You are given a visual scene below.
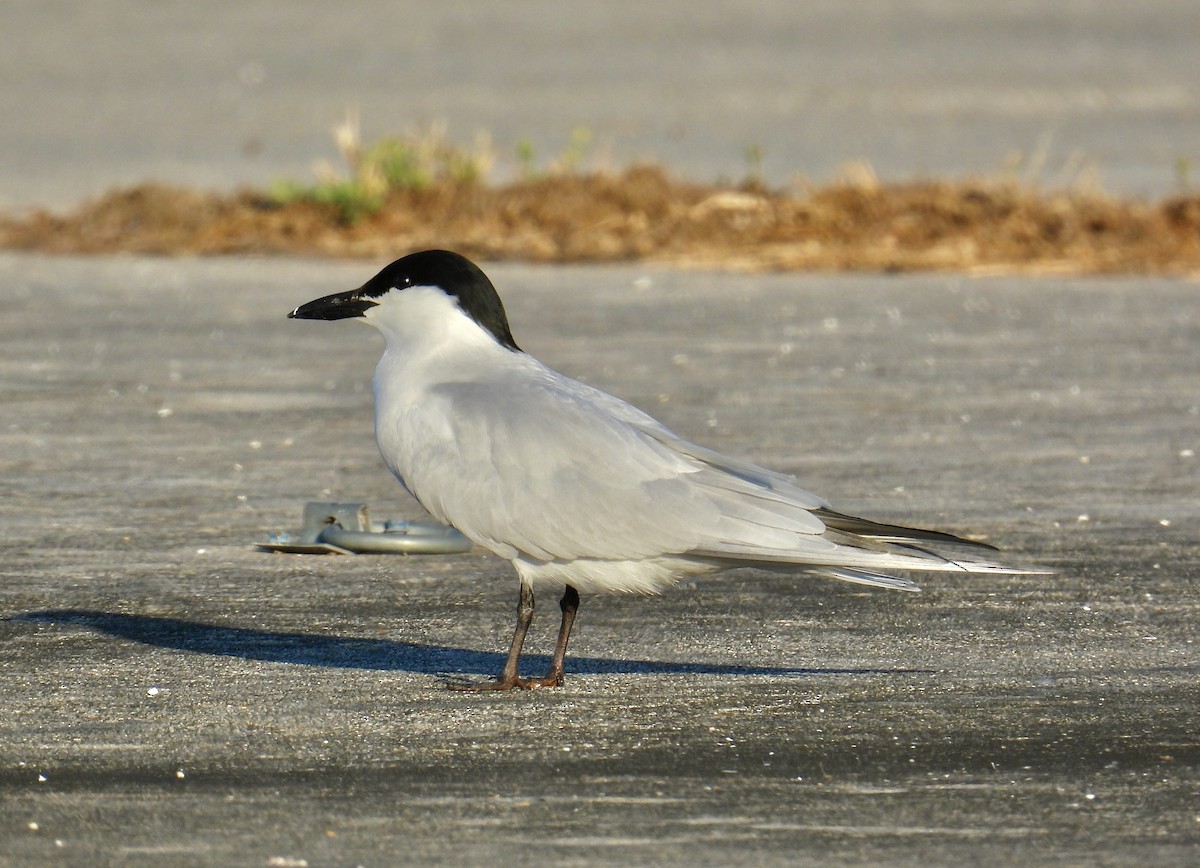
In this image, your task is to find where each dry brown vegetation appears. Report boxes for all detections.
[3,165,1199,275]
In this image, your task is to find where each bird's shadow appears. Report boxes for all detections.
[7,609,928,680]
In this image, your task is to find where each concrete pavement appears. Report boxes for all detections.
[3,1,1200,209]
[2,2,1199,862]
[0,253,1196,865]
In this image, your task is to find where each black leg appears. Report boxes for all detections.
[540,584,580,687]
[450,583,536,691]
[499,582,536,683]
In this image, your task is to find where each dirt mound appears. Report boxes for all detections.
[3,166,1198,275]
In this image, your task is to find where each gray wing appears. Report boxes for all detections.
[398,362,835,563]
[397,360,1028,582]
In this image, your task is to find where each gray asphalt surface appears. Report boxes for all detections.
[3,1,1199,208]
[2,2,1199,865]
[1,253,1197,865]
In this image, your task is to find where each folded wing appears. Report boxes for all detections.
[401,359,1027,587]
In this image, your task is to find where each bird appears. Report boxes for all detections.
[289,249,1034,690]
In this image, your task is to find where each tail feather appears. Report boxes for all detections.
[808,566,922,592]
[703,541,1032,575]
[693,507,1051,590]
[813,508,999,551]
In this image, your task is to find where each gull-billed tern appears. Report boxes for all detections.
[290,249,1034,690]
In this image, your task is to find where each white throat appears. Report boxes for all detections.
[362,285,503,356]
[365,284,524,431]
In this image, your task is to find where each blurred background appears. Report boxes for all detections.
[3,0,1198,209]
